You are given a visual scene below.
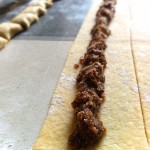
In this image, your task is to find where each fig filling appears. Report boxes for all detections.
[69,0,116,149]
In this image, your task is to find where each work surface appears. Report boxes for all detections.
[0,0,150,150]
[0,0,93,149]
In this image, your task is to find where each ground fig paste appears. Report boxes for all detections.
[69,0,117,149]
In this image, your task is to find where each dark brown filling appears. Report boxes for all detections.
[69,0,116,149]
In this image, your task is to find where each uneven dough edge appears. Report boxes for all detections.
[33,0,149,149]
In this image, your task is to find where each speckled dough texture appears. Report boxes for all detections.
[33,0,150,149]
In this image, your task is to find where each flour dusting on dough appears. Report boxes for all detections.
[60,73,76,82]
[48,94,64,115]
[60,73,76,88]
[132,85,138,93]
[120,67,126,77]
[48,73,75,115]
[144,95,150,102]
[108,49,118,55]
[48,106,56,115]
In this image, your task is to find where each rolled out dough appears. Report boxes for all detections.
[12,13,39,29]
[0,22,23,40]
[33,0,149,149]
[130,0,150,144]
[0,37,8,49]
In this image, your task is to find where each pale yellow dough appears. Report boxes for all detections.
[22,5,47,16]
[130,0,150,144]
[33,0,149,149]
[0,22,23,40]
[12,13,39,29]
[0,37,8,49]
[29,0,53,8]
